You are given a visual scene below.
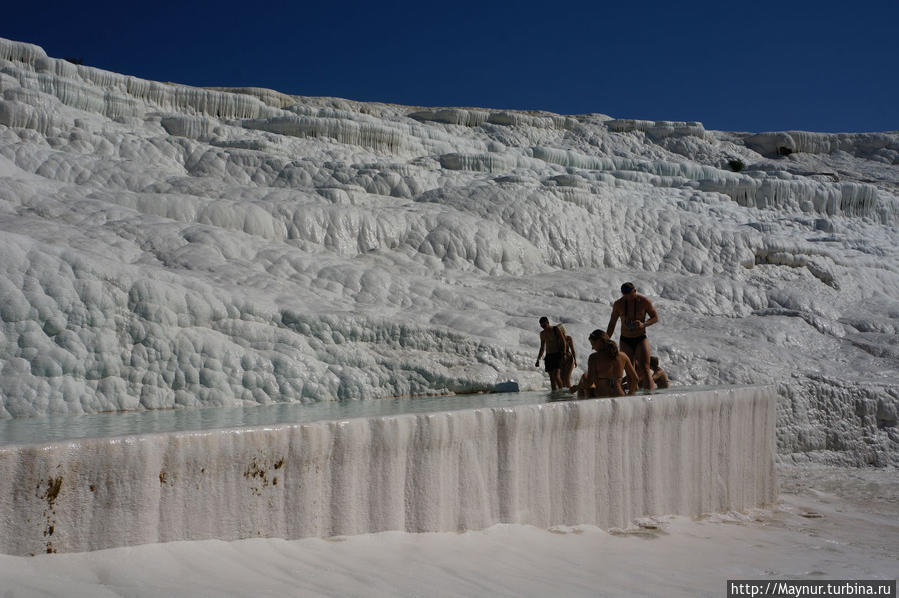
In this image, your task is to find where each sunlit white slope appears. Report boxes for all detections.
[0,37,896,464]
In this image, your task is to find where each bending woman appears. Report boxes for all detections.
[571,330,639,398]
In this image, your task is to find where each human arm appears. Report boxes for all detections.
[642,298,659,329]
[568,337,577,367]
[585,353,601,390]
[628,297,658,333]
[535,333,546,367]
[606,303,620,337]
[568,374,587,394]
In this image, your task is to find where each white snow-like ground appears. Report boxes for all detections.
[0,465,895,597]
[0,37,897,466]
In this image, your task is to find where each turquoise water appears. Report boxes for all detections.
[0,391,548,446]
[0,385,731,447]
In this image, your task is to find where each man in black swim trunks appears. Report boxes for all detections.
[535,316,567,390]
[606,282,659,390]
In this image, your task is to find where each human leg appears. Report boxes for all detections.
[549,368,562,390]
[544,352,563,390]
[634,337,654,390]
[619,336,638,366]
[561,357,574,387]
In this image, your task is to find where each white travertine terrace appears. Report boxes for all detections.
[0,37,896,466]
[0,387,776,556]
[744,130,899,158]
[606,119,706,139]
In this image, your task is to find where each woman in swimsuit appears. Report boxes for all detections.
[560,335,577,387]
[570,330,639,398]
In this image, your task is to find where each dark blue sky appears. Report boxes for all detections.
[4,0,897,132]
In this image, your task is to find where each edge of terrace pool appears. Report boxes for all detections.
[0,385,778,555]
[0,384,772,448]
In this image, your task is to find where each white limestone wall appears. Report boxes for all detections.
[0,386,776,556]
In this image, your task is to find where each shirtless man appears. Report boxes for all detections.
[606,282,659,390]
[535,316,567,390]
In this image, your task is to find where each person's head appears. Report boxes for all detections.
[620,282,636,296]
[588,329,618,359]
[649,355,659,370]
[539,316,549,329]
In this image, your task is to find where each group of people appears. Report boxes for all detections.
[535,282,669,398]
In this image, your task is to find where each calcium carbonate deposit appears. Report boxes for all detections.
[0,387,776,556]
[0,37,896,465]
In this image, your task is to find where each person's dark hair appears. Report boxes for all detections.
[650,355,659,369]
[620,282,636,294]
[539,316,549,324]
[589,329,618,360]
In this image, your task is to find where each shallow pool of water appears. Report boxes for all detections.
[0,385,738,446]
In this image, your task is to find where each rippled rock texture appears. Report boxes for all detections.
[0,38,896,465]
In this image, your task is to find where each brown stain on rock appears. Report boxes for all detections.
[244,456,285,496]
[244,457,265,480]
[42,477,63,505]
[37,477,63,554]
[244,457,268,496]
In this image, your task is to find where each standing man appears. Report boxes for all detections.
[606,282,659,390]
[535,316,567,390]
